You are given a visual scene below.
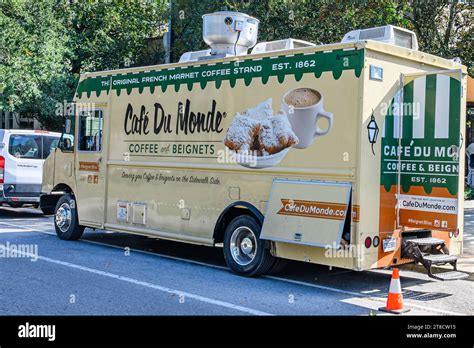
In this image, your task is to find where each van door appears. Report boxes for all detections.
[75,108,106,226]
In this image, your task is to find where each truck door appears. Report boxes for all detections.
[383,70,463,231]
[75,107,106,227]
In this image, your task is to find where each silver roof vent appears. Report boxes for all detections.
[202,11,259,57]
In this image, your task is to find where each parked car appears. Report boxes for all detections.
[0,129,61,214]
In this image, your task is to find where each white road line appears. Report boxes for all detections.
[265,276,464,316]
[1,221,230,271]
[0,221,467,316]
[2,245,272,316]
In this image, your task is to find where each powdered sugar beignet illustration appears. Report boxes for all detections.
[224,99,298,168]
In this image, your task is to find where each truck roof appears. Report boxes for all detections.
[79,40,466,80]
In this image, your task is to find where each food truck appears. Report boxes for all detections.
[41,12,468,280]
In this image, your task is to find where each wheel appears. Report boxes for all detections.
[54,194,84,240]
[223,215,274,277]
[268,258,288,275]
[8,202,23,208]
[41,207,55,215]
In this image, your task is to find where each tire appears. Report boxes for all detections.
[223,215,274,277]
[268,258,288,275]
[41,207,55,215]
[8,202,23,208]
[53,194,84,240]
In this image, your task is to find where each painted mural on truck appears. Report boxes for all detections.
[379,73,462,234]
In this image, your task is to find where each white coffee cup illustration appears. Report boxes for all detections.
[281,88,333,149]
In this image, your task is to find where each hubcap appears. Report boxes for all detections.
[230,226,257,266]
[55,202,72,233]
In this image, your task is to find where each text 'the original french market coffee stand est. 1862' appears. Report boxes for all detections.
[41,12,468,280]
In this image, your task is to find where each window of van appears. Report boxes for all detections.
[78,109,103,152]
[8,134,60,159]
[9,134,42,159]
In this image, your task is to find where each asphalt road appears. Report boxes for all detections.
[0,206,473,315]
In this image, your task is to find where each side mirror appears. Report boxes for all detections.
[59,136,72,152]
[65,119,72,134]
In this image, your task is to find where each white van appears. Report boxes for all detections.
[0,129,61,213]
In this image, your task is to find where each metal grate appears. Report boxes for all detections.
[359,27,386,40]
[402,290,452,301]
[394,28,413,49]
[423,254,457,263]
[406,237,445,246]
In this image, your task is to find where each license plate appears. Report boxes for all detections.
[382,237,397,252]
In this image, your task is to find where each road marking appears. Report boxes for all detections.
[2,244,272,316]
[265,275,464,316]
[0,221,230,270]
[0,220,467,316]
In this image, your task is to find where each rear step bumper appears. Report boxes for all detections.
[402,233,468,281]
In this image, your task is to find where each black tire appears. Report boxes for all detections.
[41,207,55,215]
[223,215,274,277]
[54,194,84,240]
[268,258,288,275]
[8,202,23,208]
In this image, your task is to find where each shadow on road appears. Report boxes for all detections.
[0,206,45,219]
[0,205,455,301]
[82,229,441,298]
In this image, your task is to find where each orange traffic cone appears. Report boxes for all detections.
[379,268,410,314]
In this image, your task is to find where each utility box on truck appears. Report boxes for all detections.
[41,12,468,280]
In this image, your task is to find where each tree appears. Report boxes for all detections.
[57,0,169,74]
[0,0,472,131]
[170,0,472,75]
[0,0,70,130]
[0,0,169,131]
[408,0,473,76]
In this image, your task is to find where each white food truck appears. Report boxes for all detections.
[41,12,468,280]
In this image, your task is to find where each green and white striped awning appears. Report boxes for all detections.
[383,70,462,141]
[380,69,462,195]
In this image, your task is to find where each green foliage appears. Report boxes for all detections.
[0,0,472,131]
[170,0,472,74]
[57,0,168,74]
[0,0,69,130]
[0,0,168,131]
[465,184,474,200]
[408,0,473,77]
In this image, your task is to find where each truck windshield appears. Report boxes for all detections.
[43,136,60,158]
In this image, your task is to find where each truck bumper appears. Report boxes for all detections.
[0,183,41,205]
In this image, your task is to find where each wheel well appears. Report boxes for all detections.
[213,202,264,244]
[52,184,74,195]
[40,184,74,211]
